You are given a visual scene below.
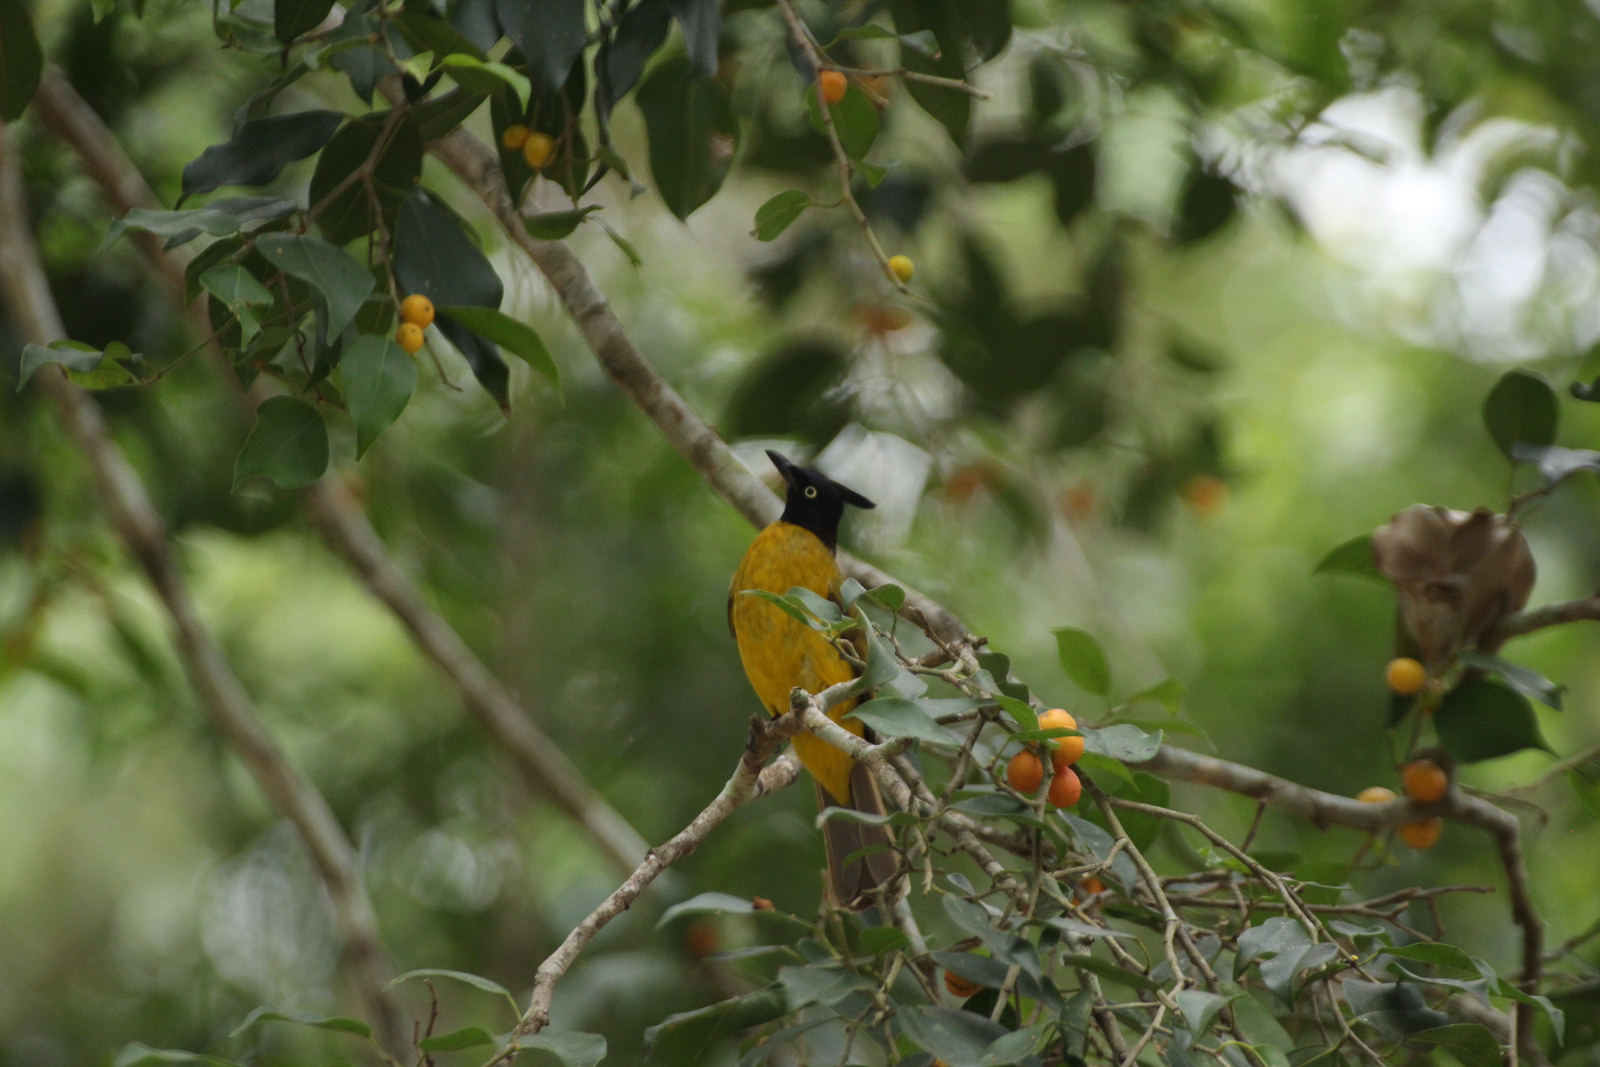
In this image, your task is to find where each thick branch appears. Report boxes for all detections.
[1492,595,1600,642]
[0,125,407,1058]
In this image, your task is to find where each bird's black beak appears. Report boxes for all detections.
[765,449,798,488]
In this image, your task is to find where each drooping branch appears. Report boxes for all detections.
[31,67,655,879]
[0,124,408,1059]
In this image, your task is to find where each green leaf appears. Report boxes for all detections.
[1457,650,1564,709]
[1176,989,1235,1039]
[860,926,912,955]
[254,234,374,339]
[308,113,422,246]
[1408,1024,1503,1067]
[1059,953,1161,991]
[386,967,514,1000]
[410,87,487,142]
[657,892,758,928]
[417,1026,496,1052]
[504,1030,607,1067]
[233,397,329,491]
[1053,627,1110,695]
[888,0,972,143]
[643,987,788,1060]
[523,206,602,241]
[1435,676,1552,763]
[1313,533,1382,581]
[436,305,559,389]
[439,54,531,110]
[18,341,139,391]
[830,24,940,57]
[666,0,721,77]
[778,964,876,1010]
[846,698,958,745]
[112,1046,245,1067]
[1082,724,1162,763]
[637,54,738,220]
[496,0,586,91]
[393,189,504,309]
[594,217,643,267]
[897,1005,1012,1067]
[807,84,879,160]
[0,0,43,121]
[1510,442,1600,487]
[229,1006,372,1039]
[181,110,343,199]
[341,335,416,457]
[752,190,812,241]
[105,198,298,250]
[1121,677,1185,712]
[199,266,273,346]
[275,0,333,42]
[1483,369,1558,459]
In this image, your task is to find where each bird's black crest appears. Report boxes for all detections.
[766,450,875,551]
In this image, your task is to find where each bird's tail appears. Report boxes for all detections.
[817,760,899,910]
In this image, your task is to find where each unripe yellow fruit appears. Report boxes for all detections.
[888,254,914,283]
[1398,817,1442,849]
[1037,708,1083,769]
[1356,786,1396,804]
[501,124,531,150]
[399,294,435,328]
[1386,657,1427,695]
[396,322,425,354]
[523,131,556,169]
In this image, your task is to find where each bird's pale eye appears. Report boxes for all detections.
[804,486,818,499]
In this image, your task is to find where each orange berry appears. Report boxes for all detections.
[818,70,848,105]
[1386,657,1427,696]
[1401,759,1448,803]
[398,293,435,328]
[1006,749,1044,795]
[523,131,556,169]
[1037,708,1083,769]
[1081,875,1105,896]
[1398,817,1442,849]
[1048,766,1083,808]
[683,920,718,959]
[943,969,981,998]
[751,896,774,910]
[1356,786,1397,804]
[501,123,531,150]
[888,254,915,283]
[395,322,425,354]
[1181,474,1228,515]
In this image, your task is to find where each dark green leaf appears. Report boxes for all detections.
[1457,650,1563,709]
[1408,1024,1502,1067]
[410,88,487,142]
[807,84,879,160]
[1313,533,1382,581]
[657,892,759,927]
[393,189,504,309]
[341,335,416,457]
[385,968,514,1000]
[1121,677,1184,712]
[112,1046,244,1067]
[105,198,298,249]
[643,987,787,1059]
[200,266,273,345]
[600,0,671,110]
[325,12,386,103]
[308,113,423,246]
[390,9,486,61]
[229,1006,372,1039]
[1435,676,1552,762]
[436,305,559,389]
[1053,627,1110,695]
[233,397,329,491]
[860,926,912,955]
[1174,168,1237,243]
[524,206,602,240]
[666,0,720,77]
[181,111,343,199]
[255,234,374,339]
[889,0,972,143]
[778,964,875,1010]
[721,338,850,443]
[637,54,738,220]
[1175,989,1234,1039]
[434,316,511,412]
[18,341,139,391]
[439,55,531,110]
[1483,369,1558,458]
[275,0,333,42]
[496,0,585,91]
[753,190,812,241]
[504,1030,607,1067]
[417,1027,496,1052]
[1510,442,1600,487]
[845,698,958,745]
[1059,953,1160,990]
[0,0,42,121]
[897,1005,1011,1067]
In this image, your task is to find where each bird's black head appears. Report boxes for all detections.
[767,449,875,552]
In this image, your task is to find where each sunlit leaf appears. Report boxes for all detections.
[1053,627,1110,695]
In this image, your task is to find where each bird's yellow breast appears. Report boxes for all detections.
[729,521,864,803]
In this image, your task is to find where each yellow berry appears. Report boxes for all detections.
[395,322,425,354]
[1037,708,1083,769]
[1386,657,1427,695]
[887,254,914,283]
[1398,817,1442,849]
[1356,786,1397,804]
[501,123,531,150]
[523,131,555,169]
[818,70,848,105]
[398,293,435,328]
[1402,759,1449,803]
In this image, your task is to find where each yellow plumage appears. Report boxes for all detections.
[728,520,864,804]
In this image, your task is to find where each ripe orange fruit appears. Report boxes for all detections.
[683,920,718,959]
[1402,759,1448,803]
[1081,875,1105,896]
[818,70,848,105]
[398,293,435,329]
[1006,749,1044,795]
[1356,786,1397,804]
[1181,474,1228,515]
[888,254,915,283]
[1398,817,1442,849]
[1047,766,1083,808]
[501,123,531,150]
[395,322,425,354]
[943,969,981,998]
[1037,708,1083,769]
[523,131,556,169]
[1385,657,1427,696]
[751,896,774,910]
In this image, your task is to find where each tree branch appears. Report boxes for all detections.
[0,124,408,1059]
